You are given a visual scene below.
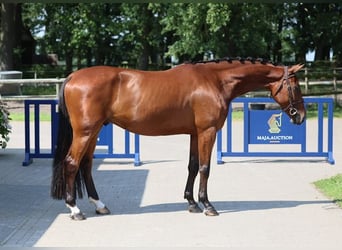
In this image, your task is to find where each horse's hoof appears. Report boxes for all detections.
[204,207,219,216]
[188,204,203,213]
[70,212,86,220]
[96,206,111,215]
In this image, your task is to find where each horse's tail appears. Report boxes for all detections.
[51,77,85,200]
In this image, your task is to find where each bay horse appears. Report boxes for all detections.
[51,57,305,220]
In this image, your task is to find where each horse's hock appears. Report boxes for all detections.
[0,71,22,95]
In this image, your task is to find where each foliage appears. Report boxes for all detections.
[0,99,11,149]
[2,3,341,73]
[161,3,231,60]
[119,3,165,69]
[21,85,56,95]
[314,174,342,208]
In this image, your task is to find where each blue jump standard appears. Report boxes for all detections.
[22,99,140,166]
[217,97,335,165]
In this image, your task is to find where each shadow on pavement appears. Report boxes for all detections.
[0,148,338,246]
[101,199,335,216]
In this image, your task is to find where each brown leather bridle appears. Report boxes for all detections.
[273,66,303,117]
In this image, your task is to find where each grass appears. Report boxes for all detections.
[314,174,342,208]
[7,108,244,121]
[229,103,342,121]
[305,102,342,119]
[7,104,342,122]
[9,112,51,122]
[21,85,56,96]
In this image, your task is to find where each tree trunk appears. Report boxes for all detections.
[0,3,16,70]
[86,48,92,67]
[65,49,73,75]
[273,16,283,62]
[334,51,342,66]
[137,43,150,70]
[315,44,331,61]
[295,53,306,63]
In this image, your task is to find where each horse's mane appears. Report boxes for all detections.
[186,57,281,66]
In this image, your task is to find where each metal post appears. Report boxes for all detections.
[134,133,141,166]
[34,103,40,155]
[23,100,32,166]
[243,100,249,153]
[304,67,309,94]
[327,99,335,164]
[317,102,323,153]
[216,130,223,164]
[333,68,337,91]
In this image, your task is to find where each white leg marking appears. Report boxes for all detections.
[66,204,81,215]
[89,197,105,209]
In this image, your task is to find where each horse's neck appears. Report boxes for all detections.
[218,64,283,99]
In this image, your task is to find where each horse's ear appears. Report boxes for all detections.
[289,64,305,73]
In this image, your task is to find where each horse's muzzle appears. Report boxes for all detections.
[290,111,305,125]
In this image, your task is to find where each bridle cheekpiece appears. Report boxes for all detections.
[273,66,303,118]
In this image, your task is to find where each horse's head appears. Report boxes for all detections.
[270,64,306,125]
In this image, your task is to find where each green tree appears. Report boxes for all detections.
[119,3,166,69]
[14,2,342,72]
[311,4,336,61]
[67,3,122,67]
[330,4,342,65]
[283,3,313,62]
[27,4,77,74]
[161,3,286,61]
[161,3,231,61]
[0,3,19,70]
[221,3,277,59]
[23,3,123,72]
[284,3,342,64]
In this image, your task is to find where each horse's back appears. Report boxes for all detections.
[63,65,225,136]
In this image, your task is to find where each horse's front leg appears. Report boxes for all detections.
[184,134,202,213]
[197,127,219,216]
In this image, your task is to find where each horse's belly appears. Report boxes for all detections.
[112,110,195,136]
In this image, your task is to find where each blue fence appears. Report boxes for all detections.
[22,97,334,167]
[22,99,140,166]
[216,97,335,165]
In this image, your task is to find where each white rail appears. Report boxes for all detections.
[0,78,65,84]
[0,78,65,98]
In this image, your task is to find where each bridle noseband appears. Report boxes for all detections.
[273,66,303,117]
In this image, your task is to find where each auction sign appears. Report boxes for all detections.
[249,110,306,144]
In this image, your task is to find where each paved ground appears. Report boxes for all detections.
[0,119,342,248]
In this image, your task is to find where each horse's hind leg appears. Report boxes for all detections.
[184,134,202,213]
[64,131,98,220]
[64,143,86,220]
[80,138,110,215]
